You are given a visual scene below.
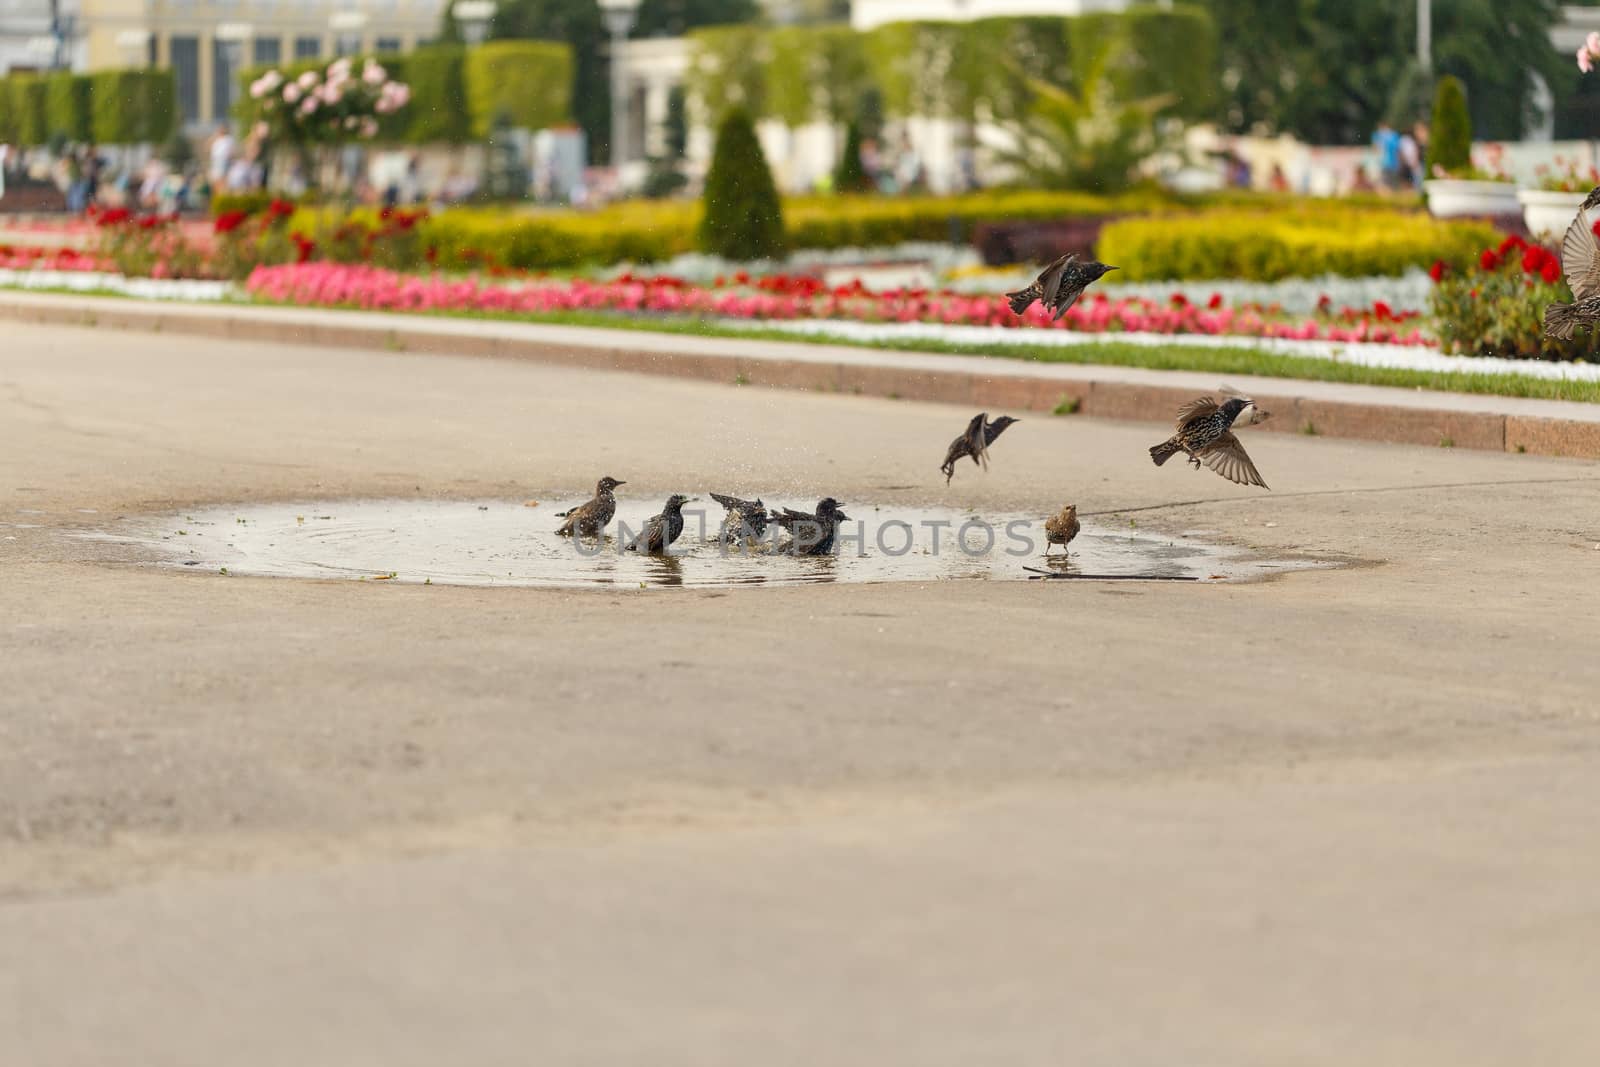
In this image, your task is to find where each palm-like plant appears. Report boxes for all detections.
[989,42,1176,191]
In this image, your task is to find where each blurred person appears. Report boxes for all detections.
[1268,162,1290,193]
[1410,122,1430,188]
[1372,120,1401,190]
[208,124,235,185]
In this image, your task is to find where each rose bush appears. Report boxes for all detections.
[1430,233,1600,360]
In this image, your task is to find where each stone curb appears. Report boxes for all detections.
[4,292,1599,460]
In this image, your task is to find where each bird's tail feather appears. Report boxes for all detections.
[1545,301,1582,341]
[1006,285,1039,315]
[1149,439,1183,467]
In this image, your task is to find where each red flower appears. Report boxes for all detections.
[1169,292,1189,308]
[1207,292,1224,310]
[1316,294,1332,311]
[1373,300,1394,321]
[1592,218,1600,240]
[265,199,296,222]
[137,215,164,230]
[1497,234,1527,256]
[290,232,316,263]
[214,211,249,234]
[1480,249,1500,271]
[1428,260,1447,283]
[1542,258,1561,284]
[94,207,131,228]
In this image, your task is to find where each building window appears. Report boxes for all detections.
[212,37,242,122]
[253,38,281,66]
[375,37,402,54]
[294,36,322,60]
[334,34,363,57]
[170,36,200,125]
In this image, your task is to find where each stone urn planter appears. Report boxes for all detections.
[1518,189,1589,241]
[1423,179,1521,219]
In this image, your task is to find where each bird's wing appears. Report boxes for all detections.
[1036,254,1075,302]
[1174,396,1219,428]
[1049,288,1084,322]
[1201,433,1269,489]
[710,492,755,512]
[964,412,989,466]
[627,515,664,552]
[1561,208,1600,301]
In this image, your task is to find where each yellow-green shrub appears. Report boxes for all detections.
[1096,207,1499,281]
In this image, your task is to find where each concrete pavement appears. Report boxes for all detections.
[5,321,1600,1065]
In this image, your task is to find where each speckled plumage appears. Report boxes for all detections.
[555,476,625,537]
[624,494,691,554]
[1044,504,1080,554]
[1149,396,1269,489]
[710,491,768,543]
[1005,254,1118,320]
[770,497,851,556]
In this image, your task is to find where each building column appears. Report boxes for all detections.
[642,76,671,159]
[198,32,214,127]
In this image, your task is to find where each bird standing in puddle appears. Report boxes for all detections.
[625,494,693,555]
[555,476,625,537]
[710,492,768,545]
[1044,503,1080,555]
[770,498,851,556]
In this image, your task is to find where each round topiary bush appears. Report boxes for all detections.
[1427,75,1471,177]
[833,119,873,194]
[698,108,787,259]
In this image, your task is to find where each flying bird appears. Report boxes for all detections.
[940,412,1021,485]
[1148,396,1269,489]
[555,476,625,537]
[624,494,693,555]
[1044,503,1081,554]
[1006,254,1118,320]
[770,497,851,556]
[1544,187,1600,340]
[710,491,768,543]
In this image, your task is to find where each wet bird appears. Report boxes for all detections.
[1544,187,1600,340]
[555,476,625,537]
[940,412,1021,485]
[624,494,693,555]
[709,491,768,543]
[770,497,852,556]
[1044,503,1081,554]
[1006,254,1118,320]
[1149,396,1269,489]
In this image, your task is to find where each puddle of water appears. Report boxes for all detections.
[73,500,1322,589]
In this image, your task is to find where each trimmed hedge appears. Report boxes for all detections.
[699,108,786,258]
[45,72,92,143]
[689,6,1215,126]
[464,41,572,137]
[1428,75,1471,176]
[1096,206,1498,281]
[90,69,177,144]
[402,46,471,144]
[12,76,48,146]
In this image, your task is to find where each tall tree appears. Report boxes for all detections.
[1197,0,1564,143]
[633,0,759,38]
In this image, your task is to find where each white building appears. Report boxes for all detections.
[851,0,1131,32]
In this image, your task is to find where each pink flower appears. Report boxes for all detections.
[1580,45,1594,74]
[363,60,387,86]
[360,118,379,138]
[297,70,319,91]
[283,83,302,104]
[300,96,319,116]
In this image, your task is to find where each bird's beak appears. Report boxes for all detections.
[1106,265,1120,272]
[615,480,627,486]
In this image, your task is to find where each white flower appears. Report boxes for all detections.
[297,70,318,91]
[362,60,387,86]
[283,83,302,104]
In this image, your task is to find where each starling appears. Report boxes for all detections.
[1544,189,1600,340]
[1148,396,1269,489]
[940,412,1021,485]
[710,491,768,543]
[1006,254,1118,320]
[624,494,693,554]
[770,497,851,556]
[1044,503,1081,554]
[555,476,625,537]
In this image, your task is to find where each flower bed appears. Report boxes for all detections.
[0,244,107,271]
[1431,233,1600,361]
[244,261,1430,346]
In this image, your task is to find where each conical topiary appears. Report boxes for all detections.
[1426,75,1471,177]
[698,108,787,259]
[833,119,872,193]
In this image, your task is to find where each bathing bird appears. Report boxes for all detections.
[1149,396,1269,489]
[555,476,625,537]
[1044,503,1081,555]
[940,413,1021,485]
[770,498,851,556]
[1006,254,1118,320]
[709,491,768,543]
[1544,187,1600,341]
[624,494,692,555]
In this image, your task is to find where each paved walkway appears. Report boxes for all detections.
[2,290,1598,460]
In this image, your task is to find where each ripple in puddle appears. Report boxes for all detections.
[76,500,1323,588]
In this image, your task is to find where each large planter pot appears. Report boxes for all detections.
[1518,189,1588,241]
[1423,179,1521,219]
